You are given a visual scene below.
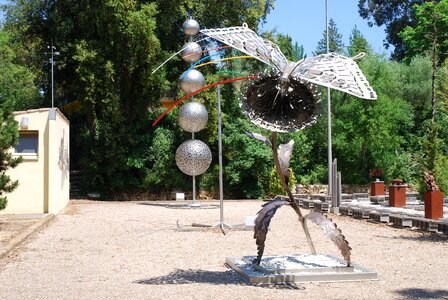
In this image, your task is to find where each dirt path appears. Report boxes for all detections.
[0,200,447,299]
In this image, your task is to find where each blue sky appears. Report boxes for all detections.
[262,0,391,56]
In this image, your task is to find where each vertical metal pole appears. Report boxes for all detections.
[217,84,224,226]
[332,159,337,206]
[51,46,54,108]
[326,0,332,196]
[189,34,197,205]
[337,171,341,207]
[192,131,196,204]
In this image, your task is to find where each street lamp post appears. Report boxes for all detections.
[48,45,60,108]
[325,0,333,196]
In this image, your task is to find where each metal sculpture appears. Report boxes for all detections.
[176,18,210,205]
[200,24,376,132]
[175,139,212,176]
[180,42,203,63]
[178,102,209,133]
[200,24,377,266]
[247,132,352,266]
[423,171,439,191]
[182,19,200,36]
[179,69,205,94]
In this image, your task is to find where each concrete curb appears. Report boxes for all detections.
[0,213,55,259]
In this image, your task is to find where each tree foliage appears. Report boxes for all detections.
[0,29,32,209]
[2,1,448,198]
[314,18,344,55]
[269,167,296,196]
[358,0,440,61]
[348,25,371,56]
[400,0,448,65]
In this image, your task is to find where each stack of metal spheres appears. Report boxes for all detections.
[175,18,212,176]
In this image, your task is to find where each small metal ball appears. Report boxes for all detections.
[176,139,212,176]
[180,42,202,63]
[182,19,200,36]
[179,69,205,94]
[178,102,208,133]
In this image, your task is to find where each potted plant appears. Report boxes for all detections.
[423,171,444,219]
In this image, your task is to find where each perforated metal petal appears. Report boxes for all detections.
[241,73,321,132]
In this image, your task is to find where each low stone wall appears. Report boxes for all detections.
[295,183,419,195]
[296,184,373,195]
[109,190,217,201]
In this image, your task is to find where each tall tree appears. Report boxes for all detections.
[293,42,305,61]
[314,18,344,55]
[348,25,371,56]
[358,0,439,61]
[401,0,448,171]
[0,29,35,209]
[2,0,275,197]
[400,0,448,65]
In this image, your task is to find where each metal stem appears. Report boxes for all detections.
[192,131,196,204]
[189,34,197,205]
[271,132,316,255]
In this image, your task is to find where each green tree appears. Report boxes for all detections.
[348,25,371,56]
[1,0,275,196]
[400,0,448,65]
[293,42,305,61]
[358,0,439,61]
[0,29,34,209]
[269,167,296,196]
[314,18,344,55]
[401,0,448,172]
[261,29,305,61]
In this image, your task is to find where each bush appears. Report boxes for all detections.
[269,167,296,196]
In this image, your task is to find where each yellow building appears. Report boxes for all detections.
[1,108,70,214]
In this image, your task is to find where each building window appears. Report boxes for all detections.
[15,131,38,159]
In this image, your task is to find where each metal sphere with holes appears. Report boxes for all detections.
[179,69,205,94]
[178,102,208,133]
[176,139,212,176]
[182,19,200,36]
[180,42,202,63]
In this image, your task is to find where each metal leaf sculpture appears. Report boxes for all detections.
[202,24,376,266]
[306,210,352,266]
[252,199,289,265]
[244,131,271,146]
[247,132,351,265]
[277,140,294,184]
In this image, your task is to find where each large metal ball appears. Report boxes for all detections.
[182,19,200,36]
[178,102,208,133]
[179,69,205,94]
[176,139,212,176]
[180,42,202,63]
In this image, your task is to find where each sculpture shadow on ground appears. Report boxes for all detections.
[378,233,448,243]
[134,269,305,290]
[394,288,448,299]
[136,203,219,210]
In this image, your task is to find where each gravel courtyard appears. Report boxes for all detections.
[0,200,447,300]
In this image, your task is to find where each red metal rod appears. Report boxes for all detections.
[152,75,256,127]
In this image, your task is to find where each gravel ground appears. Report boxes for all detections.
[0,200,447,300]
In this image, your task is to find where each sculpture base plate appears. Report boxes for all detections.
[226,254,377,285]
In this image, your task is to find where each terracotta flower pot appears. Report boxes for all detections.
[424,191,444,220]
